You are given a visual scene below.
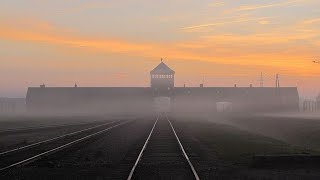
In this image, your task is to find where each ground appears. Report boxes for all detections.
[1,113,320,179]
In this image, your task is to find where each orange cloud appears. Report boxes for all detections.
[303,18,320,24]
[231,0,306,12]
[258,20,271,25]
[182,17,273,30]
[201,32,318,44]
[0,18,319,77]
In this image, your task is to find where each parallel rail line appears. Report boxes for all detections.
[0,119,116,133]
[166,115,200,180]
[127,114,200,180]
[127,116,159,180]
[0,120,120,156]
[0,120,131,172]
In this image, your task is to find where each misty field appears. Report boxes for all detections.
[230,114,320,152]
[1,114,316,164]
[172,114,320,179]
[172,116,303,166]
[2,113,320,179]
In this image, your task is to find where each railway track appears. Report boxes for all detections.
[0,119,132,172]
[0,115,200,179]
[128,114,200,180]
[0,119,116,133]
[0,120,124,156]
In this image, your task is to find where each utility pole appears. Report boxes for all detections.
[260,72,264,87]
[276,74,280,88]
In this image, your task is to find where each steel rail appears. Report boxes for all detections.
[0,120,131,172]
[127,115,159,180]
[0,120,121,156]
[166,114,200,180]
[0,119,114,133]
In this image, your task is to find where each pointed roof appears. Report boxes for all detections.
[150,61,175,74]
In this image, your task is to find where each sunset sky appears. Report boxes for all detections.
[1,0,320,98]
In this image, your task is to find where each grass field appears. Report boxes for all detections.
[173,116,305,167]
[230,114,320,152]
[173,114,320,179]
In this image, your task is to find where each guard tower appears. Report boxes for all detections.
[150,59,175,93]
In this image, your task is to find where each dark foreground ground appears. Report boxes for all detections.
[0,115,136,152]
[171,114,320,179]
[1,113,320,179]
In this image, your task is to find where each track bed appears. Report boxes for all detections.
[131,116,197,180]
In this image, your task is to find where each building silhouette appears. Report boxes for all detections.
[150,60,175,96]
[0,98,26,115]
[150,60,175,90]
[26,61,299,115]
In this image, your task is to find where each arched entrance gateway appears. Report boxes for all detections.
[150,59,175,112]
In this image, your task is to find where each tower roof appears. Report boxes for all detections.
[150,61,175,74]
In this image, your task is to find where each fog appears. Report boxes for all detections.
[3,93,320,179]
[9,93,314,151]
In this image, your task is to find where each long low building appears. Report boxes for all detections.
[27,87,154,115]
[172,87,298,113]
[0,98,26,115]
[26,61,299,115]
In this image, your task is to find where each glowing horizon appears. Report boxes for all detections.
[0,0,320,98]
